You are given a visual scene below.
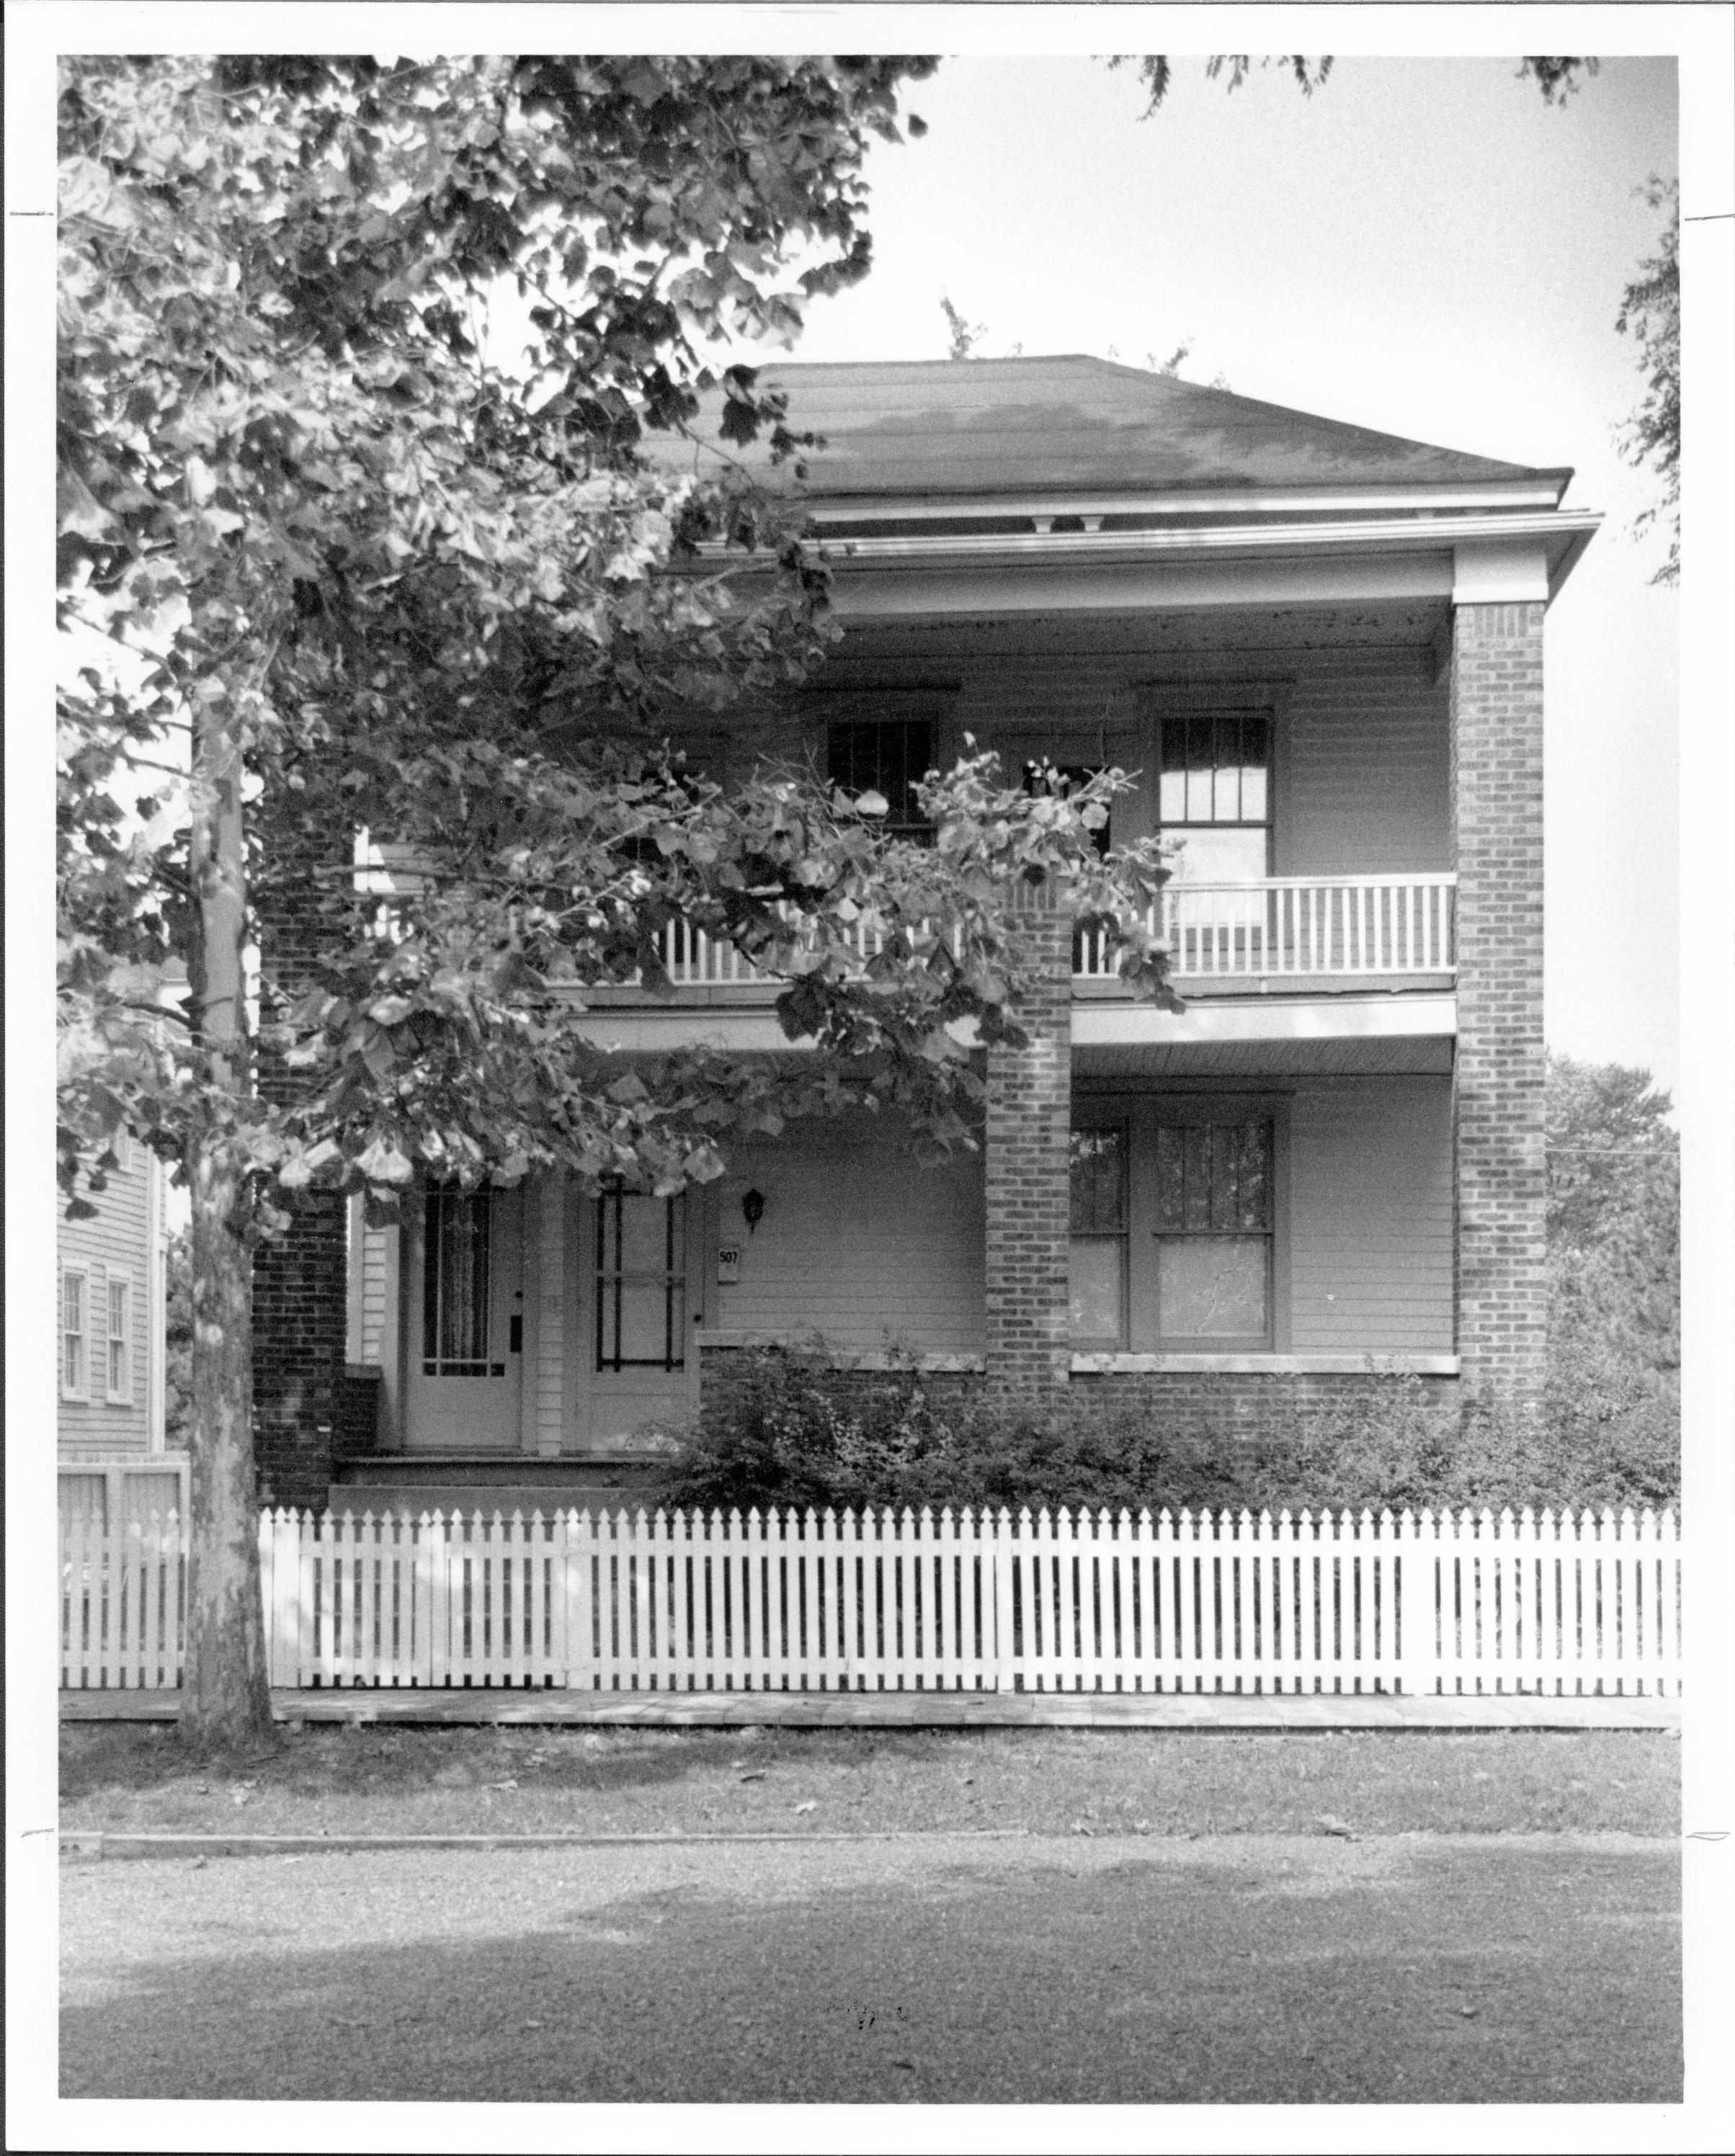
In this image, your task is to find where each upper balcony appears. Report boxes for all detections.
[566,872,1459,1070]
[642,872,1456,997]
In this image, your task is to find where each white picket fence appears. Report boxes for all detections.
[59,1503,1682,1701]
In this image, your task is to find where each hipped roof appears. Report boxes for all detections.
[653,354,1569,503]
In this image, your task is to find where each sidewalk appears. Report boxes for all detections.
[60,1683,1680,1730]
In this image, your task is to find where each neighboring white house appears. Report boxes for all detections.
[57,1132,184,1525]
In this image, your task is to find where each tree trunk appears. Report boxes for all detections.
[181,1124,273,1744]
[179,692,275,1748]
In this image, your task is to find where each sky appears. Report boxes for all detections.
[733,52,1685,1099]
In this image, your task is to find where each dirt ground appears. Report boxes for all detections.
[61,1721,1680,1840]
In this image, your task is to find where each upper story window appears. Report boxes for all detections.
[1159,711,1271,882]
[1025,763,1112,857]
[826,711,936,842]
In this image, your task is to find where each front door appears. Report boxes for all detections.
[403,1186,524,1452]
[582,1188,697,1446]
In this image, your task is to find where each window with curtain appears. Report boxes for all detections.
[596,1190,686,1371]
[422,1189,499,1376]
[1069,1124,1128,1346]
[1153,1118,1275,1343]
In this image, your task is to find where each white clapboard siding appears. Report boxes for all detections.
[61,1503,1682,1699]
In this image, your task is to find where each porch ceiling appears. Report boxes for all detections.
[826,598,1452,665]
[1074,1034,1454,1079]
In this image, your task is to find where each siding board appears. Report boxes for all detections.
[1288,1077,1454,1353]
[713,1128,986,1357]
[678,645,1449,877]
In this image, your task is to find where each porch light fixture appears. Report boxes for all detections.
[742,1189,765,1234]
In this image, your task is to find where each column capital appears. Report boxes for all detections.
[1452,540,1549,607]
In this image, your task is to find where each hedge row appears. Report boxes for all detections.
[648,1349,1680,1520]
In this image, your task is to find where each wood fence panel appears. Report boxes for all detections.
[59,1502,1685,1703]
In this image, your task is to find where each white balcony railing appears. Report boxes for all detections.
[649,876,1455,994]
[657,913,965,988]
[1075,875,1457,983]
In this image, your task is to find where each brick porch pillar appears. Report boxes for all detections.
[251,877,349,1509]
[984,884,1074,1395]
[1450,599,1547,1402]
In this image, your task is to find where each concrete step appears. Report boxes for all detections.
[327,1456,669,1520]
[324,1485,668,1520]
[334,1454,666,1487]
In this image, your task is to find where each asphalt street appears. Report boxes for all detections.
[59,1832,1681,2105]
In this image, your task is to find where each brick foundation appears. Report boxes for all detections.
[1069,1369,1460,1444]
[699,1348,983,1423]
[699,1349,1458,1453]
[984,887,1074,1395]
[1451,601,1547,1401]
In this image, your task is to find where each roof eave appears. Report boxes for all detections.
[702,507,1602,595]
[788,474,1576,523]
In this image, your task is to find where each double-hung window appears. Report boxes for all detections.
[105,1272,133,1405]
[596,1189,686,1372]
[1158,710,1272,883]
[1069,1124,1128,1347]
[61,1266,90,1401]
[1069,1103,1281,1353]
[1153,1117,1275,1346]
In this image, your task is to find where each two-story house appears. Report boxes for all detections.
[249,357,1597,1515]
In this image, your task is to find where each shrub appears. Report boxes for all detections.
[651,1349,1680,1520]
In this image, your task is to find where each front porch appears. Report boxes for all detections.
[316,1047,1462,1508]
